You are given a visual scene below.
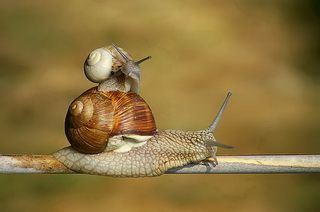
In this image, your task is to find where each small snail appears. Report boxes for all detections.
[84,44,151,93]
[54,45,232,177]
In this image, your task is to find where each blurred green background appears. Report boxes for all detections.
[1,0,320,211]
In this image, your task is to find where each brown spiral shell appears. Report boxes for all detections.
[65,87,157,154]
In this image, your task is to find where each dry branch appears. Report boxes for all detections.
[1,154,319,175]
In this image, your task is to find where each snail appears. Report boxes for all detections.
[55,92,232,177]
[84,44,151,94]
[54,45,233,177]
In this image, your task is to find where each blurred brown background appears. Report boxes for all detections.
[0,0,320,211]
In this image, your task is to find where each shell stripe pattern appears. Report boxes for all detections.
[105,91,157,136]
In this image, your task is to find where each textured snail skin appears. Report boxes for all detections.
[98,75,127,92]
[54,129,216,177]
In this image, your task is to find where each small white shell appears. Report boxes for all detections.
[84,48,113,83]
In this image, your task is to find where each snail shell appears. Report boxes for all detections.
[65,87,157,154]
[84,45,131,83]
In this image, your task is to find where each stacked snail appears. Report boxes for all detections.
[65,44,156,154]
[56,44,232,177]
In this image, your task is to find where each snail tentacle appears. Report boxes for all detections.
[208,92,232,132]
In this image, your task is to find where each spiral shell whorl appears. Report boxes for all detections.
[87,51,102,66]
[65,88,114,153]
[84,48,113,83]
[70,101,83,116]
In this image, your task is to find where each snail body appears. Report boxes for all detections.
[65,87,157,154]
[55,129,215,177]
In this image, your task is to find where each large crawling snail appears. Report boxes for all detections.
[54,44,232,177]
